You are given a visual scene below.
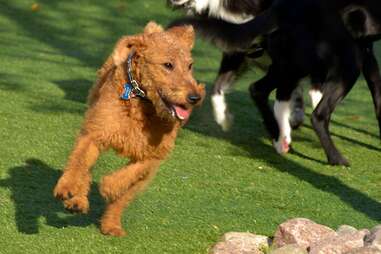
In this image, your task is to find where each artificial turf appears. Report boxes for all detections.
[0,0,380,253]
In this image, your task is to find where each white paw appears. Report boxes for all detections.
[220,111,233,131]
[273,137,290,154]
[212,93,233,131]
[284,133,292,145]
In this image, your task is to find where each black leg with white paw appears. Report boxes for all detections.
[211,52,246,131]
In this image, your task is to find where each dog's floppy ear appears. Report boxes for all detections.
[112,35,145,66]
[168,25,195,49]
[144,21,164,34]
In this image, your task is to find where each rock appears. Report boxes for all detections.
[269,244,308,254]
[338,225,358,235]
[309,230,368,254]
[272,218,336,249]
[344,246,381,254]
[209,232,271,254]
[365,225,381,250]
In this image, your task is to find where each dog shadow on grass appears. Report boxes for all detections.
[304,113,381,148]
[54,79,93,104]
[0,159,104,234]
[186,87,381,222]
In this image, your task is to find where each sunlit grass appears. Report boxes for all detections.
[0,1,380,253]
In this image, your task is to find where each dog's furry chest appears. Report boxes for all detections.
[87,100,180,161]
[113,117,179,160]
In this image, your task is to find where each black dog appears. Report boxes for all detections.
[246,0,381,165]
[249,0,381,165]
[168,0,306,132]
[169,0,381,165]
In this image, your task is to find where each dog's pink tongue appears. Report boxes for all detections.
[174,106,192,120]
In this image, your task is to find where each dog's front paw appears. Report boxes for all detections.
[101,225,127,237]
[213,108,234,132]
[63,196,89,214]
[212,94,233,131]
[54,177,78,201]
[273,137,290,154]
[220,111,234,132]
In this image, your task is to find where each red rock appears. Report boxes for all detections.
[365,225,381,250]
[337,225,358,235]
[272,218,336,249]
[269,244,307,254]
[309,230,367,254]
[344,246,381,254]
[209,232,270,254]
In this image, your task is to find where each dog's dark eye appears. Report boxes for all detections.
[188,63,193,70]
[163,62,174,71]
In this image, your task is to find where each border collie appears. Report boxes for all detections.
[250,0,381,165]
[169,0,381,165]
[168,0,306,132]
[169,0,265,24]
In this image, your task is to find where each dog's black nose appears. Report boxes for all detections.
[187,94,201,104]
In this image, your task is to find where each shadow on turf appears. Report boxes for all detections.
[304,113,380,141]
[0,159,104,234]
[54,79,93,103]
[186,86,381,222]
[302,124,381,153]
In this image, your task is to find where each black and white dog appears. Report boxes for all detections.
[168,0,306,132]
[169,0,381,166]
[169,0,265,24]
[247,0,381,165]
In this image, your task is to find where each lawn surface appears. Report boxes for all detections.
[0,1,381,253]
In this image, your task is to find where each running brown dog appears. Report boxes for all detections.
[53,21,205,236]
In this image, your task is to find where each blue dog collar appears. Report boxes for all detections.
[121,51,146,101]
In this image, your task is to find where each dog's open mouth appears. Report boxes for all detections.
[170,104,192,120]
[161,95,192,121]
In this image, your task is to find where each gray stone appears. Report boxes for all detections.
[269,244,307,254]
[309,230,368,254]
[344,246,381,254]
[209,232,271,254]
[365,225,381,250]
[272,218,336,249]
[337,225,358,235]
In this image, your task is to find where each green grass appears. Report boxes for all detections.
[0,0,381,253]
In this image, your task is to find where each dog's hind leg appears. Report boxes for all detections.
[311,48,361,166]
[212,52,246,131]
[361,42,381,138]
[249,65,280,142]
[99,159,160,236]
[54,135,100,213]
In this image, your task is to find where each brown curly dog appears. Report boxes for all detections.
[53,21,205,237]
